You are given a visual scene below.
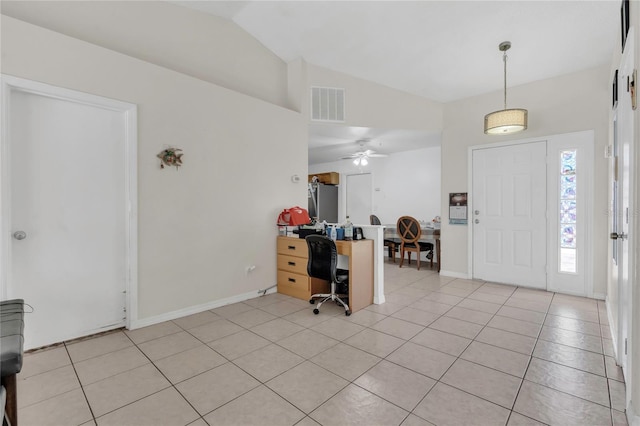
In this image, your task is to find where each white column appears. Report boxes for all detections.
[360,224,385,304]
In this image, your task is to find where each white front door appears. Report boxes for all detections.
[2,76,137,350]
[346,173,372,225]
[472,142,547,288]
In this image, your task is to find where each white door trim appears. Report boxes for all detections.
[0,75,138,329]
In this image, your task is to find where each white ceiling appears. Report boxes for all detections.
[174,0,619,164]
[307,124,442,164]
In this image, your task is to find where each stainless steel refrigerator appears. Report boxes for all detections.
[308,183,338,223]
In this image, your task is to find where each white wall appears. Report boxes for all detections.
[1,16,307,322]
[309,146,441,226]
[0,1,289,108]
[441,65,610,296]
[306,64,443,132]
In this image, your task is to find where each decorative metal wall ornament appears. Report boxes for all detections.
[157,148,183,169]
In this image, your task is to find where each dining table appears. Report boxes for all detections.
[384,223,441,273]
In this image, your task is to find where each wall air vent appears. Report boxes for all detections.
[311,87,345,122]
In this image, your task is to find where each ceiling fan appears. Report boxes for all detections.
[340,140,388,166]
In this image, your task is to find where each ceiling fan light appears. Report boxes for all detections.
[353,158,360,166]
[484,108,528,135]
[360,157,369,166]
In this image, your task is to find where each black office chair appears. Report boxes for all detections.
[306,235,351,316]
[370,214,401,262]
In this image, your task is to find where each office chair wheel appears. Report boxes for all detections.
[309,299,316,304]
[345,310,351,316]
[313,308,320,315]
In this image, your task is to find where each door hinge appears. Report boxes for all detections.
[626,207,629,224]
[605,145,614,158]
[625,338,628,355]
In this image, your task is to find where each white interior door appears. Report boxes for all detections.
[615,33,634,377]
[2,77,136,350]
[346,173,372,225]
[472,142,547,288]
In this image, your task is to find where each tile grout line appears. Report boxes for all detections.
[122,327,213,425]
[21,268,619,426]
[378,278,517,419]
[62,341,98,425]
[382,277,518,424]
[393,279,616,423]
[505,288,554,425]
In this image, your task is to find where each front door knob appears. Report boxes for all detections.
[13,231,27,240]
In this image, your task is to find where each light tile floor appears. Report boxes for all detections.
[17,260,627,426]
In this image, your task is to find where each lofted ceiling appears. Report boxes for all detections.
[174,1,619,164]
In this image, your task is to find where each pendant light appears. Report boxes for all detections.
[484,41,528,135]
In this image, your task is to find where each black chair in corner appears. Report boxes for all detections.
[370,214,401,263]
[305,235,351,316]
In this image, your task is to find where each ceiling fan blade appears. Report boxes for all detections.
[339,144,388,162]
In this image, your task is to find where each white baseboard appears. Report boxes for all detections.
[605,296,619,360]
[592,292,606,300]
[439,270,471,279]
[129,286,277,330]
[627,400,640,426]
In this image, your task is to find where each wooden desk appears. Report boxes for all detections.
[276,236,374,314]
[384,226,441,273]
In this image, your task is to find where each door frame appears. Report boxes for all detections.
[343,172,373,225]
[467,132,595,297]
[0,75,138,330]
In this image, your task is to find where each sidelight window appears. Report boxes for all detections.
[559,150,577,273]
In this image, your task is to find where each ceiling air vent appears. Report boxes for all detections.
[311,87,345,122]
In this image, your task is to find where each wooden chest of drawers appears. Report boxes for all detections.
[276,236,329,300]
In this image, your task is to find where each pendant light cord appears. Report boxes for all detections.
[503,50,508,110]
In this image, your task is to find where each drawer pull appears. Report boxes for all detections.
[288,278,296,283]
[288,245,296,250]
[288,261,296,266]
